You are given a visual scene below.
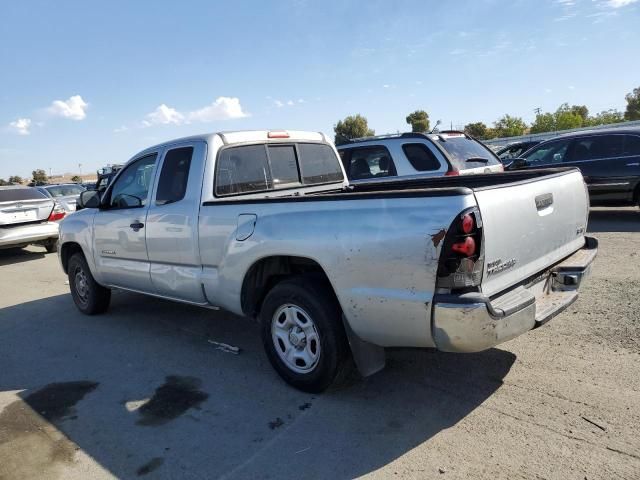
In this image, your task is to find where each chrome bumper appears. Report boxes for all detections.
[432,237,597,353]
[0,222,59,249]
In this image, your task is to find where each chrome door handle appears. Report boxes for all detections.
[626,162,639,167]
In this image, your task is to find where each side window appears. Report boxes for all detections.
[298,143,344,185]
[216,145,270,196]
[571,135,623,161]
[402,143,441,171]
[346,146,396,180]
[109,154,158,208]
[156,147,193,205]
[267,145,300,188]
[524,140,570,165]
[624,135,640,156]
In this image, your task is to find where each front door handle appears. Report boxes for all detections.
[130,222,144,230]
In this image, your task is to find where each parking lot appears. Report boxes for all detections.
[0,207,638,480]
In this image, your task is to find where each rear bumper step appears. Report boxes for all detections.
[432,237,597,353]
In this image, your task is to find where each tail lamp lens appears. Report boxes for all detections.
[461,214,474,234]
[451,236,476,256]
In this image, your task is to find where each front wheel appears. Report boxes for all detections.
[68,252,111,315]
[260,275,351,393]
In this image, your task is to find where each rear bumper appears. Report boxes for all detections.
[0,222,59,249]
[432,236,597,353]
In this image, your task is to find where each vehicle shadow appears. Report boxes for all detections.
[0,247,47,266]
[588,208,640,233]
[0,292,515,479]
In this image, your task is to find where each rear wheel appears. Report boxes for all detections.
[68,252,111,314]
[260,275,351,393]
[44,239,58,253]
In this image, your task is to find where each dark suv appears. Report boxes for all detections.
[508,129,640,207]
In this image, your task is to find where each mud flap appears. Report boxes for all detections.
[341,315,385,377]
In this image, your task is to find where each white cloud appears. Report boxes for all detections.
[47,95,89,120]
[143,104,184,126]
[383,84,390,88]
[274,100,284,108]
[604,0,638,7]
[142,97,248,127]
[114,125,128,133]
[286,100,294,106]
[8,118,31,135]
[187,97,248,122]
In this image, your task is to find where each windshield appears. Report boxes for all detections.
[434,136,501,170]
[45,185,86,197]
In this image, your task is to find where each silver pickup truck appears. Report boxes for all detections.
[58,130,597,392]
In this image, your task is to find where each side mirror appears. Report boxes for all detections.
[78,190,101,209]
[510,158,528,169]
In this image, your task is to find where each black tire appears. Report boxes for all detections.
[44,239,58,253]
[67,252,111,315]
[260,274,351,393]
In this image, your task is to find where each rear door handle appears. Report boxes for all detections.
[130,222,144,230]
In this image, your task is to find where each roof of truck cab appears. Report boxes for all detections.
[137,130,331,154]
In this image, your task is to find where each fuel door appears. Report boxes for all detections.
[236,214,257,241]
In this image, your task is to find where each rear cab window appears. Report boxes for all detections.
[156,146,194,205]
[433,133,501,171]
[215,142,343,197]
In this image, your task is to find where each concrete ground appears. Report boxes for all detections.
[0,207,639,480]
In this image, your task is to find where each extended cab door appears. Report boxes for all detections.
[93,153,159,291]
[145,141,208,303]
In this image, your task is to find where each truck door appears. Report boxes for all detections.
[93,153,159,292]
[146,141,207,303]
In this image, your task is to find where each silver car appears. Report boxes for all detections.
[0,186,59,252]
[37,183,86,214]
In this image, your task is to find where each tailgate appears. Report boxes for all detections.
[475,169,589,297]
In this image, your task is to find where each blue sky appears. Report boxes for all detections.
[1,0,639,178]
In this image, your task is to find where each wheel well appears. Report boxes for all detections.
[60,242,84,274]
[241,256,332,319]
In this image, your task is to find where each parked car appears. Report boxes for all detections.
[37,183,86,213]
[0,186,61,252]
[337,131,503,184]
[496,140,541,161]
[59,130,596,392]
[508,128,640,207]
[82,182,97,190]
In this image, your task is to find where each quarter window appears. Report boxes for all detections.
[109,154,158,208]
[402,143,441,171]
[156,147,193,205]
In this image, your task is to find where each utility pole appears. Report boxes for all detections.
[79,163,82,177]
[534,107,541,116]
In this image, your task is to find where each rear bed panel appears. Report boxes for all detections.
[475,170,588,297]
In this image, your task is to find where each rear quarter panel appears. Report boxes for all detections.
[198,194,476,347]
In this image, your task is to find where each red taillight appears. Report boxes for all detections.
[461,214,474,234]
[445,168,459,176]
[48,204,66,222]
[268,130,290,138]
[451,237,476,256]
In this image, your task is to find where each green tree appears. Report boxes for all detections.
[464,122,490,139]
[569,105,589,122]
[0,178,9,186]
[624,86,640,121]
[8,175,23,184]
[587,109,625,126]
[32,169,48,185]
[71,175,82,183]
[405,110,430,133]
[493,114,527,138]
[530,113,556,134]
[334,114,375,144]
